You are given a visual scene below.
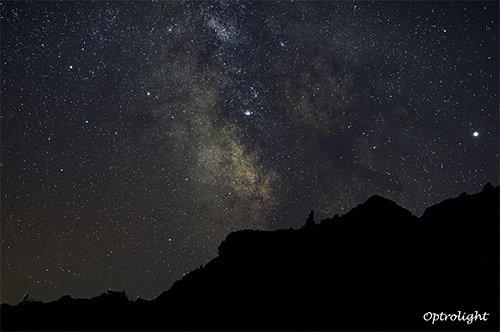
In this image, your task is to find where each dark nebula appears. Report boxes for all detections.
[1,1,498,304]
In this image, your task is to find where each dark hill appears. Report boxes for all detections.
[2,184,498,331]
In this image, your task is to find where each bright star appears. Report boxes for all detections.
[473,132,479,137]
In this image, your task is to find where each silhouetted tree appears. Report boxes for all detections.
[483,182,494,192]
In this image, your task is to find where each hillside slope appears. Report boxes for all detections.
[2,183,498,331]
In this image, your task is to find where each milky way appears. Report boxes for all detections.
[2,1,498,304]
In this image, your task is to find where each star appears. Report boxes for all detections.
[473,132,479,137]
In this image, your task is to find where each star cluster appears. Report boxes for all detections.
[1,1,498,304]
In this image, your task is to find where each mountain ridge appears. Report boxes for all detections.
[2,183,498,331]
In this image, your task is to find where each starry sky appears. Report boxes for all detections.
[1,1,498,304]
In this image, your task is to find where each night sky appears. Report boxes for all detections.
[1,1,498,304]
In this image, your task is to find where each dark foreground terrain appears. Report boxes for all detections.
[2,183,498,331]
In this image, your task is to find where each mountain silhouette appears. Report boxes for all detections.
[2,183,498,331]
